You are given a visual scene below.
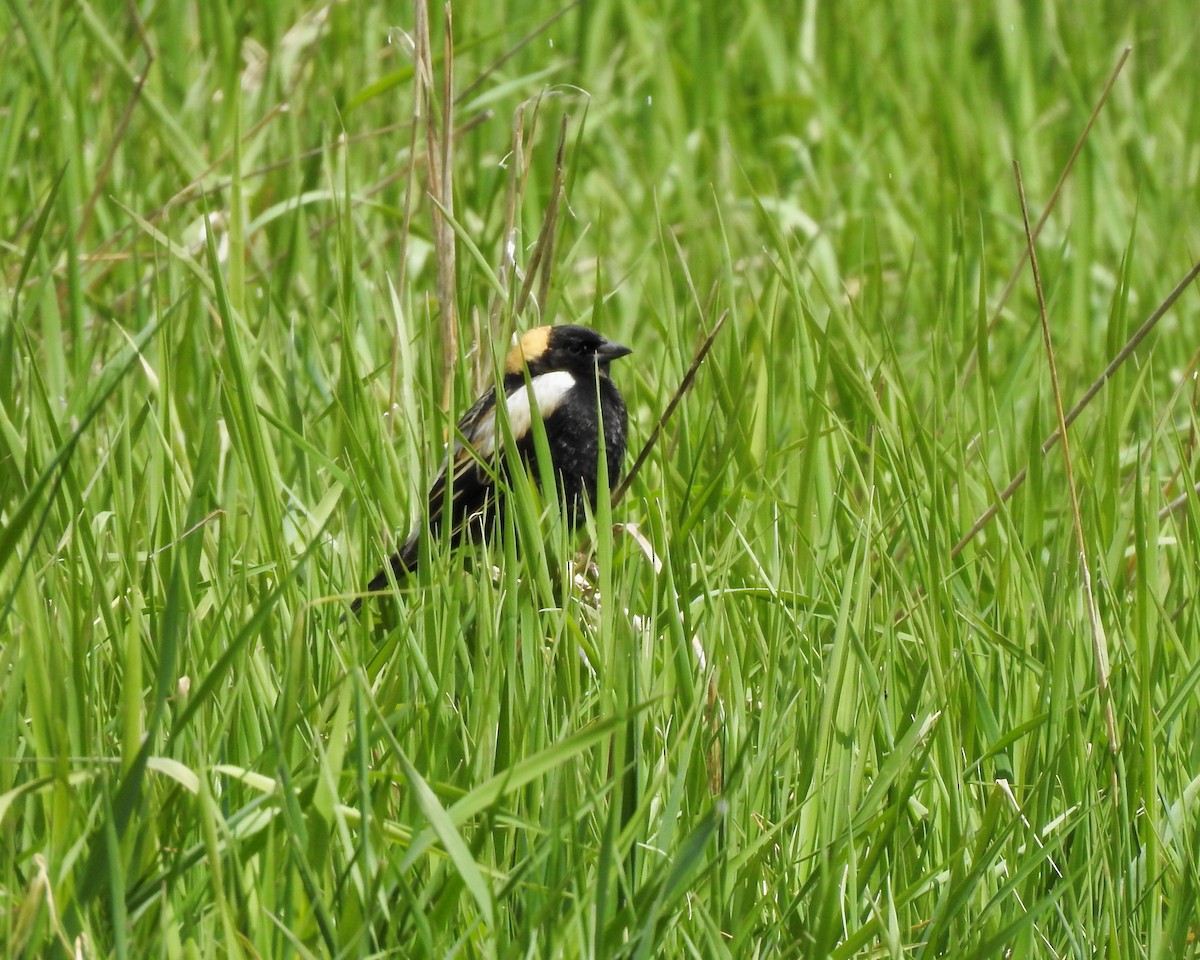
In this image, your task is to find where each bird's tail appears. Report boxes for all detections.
[349,533,420,614]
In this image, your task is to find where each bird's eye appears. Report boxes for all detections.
[568,342,585,355]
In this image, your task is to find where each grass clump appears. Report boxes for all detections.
[3,1,1200,957]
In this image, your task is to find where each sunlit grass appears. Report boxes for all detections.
[3,1,1200,957]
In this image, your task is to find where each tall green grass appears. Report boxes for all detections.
[3,1,1200,956]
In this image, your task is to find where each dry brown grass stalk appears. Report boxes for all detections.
[952,256,1200,560]
[1013,160,1119,774]
[613,310,729,508]
[957,46,1132,391]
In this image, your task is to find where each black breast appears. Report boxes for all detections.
[538,375,628,524]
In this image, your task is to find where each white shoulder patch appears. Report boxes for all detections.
[470,371,576,456]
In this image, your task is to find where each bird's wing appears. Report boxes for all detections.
[425,386,498,530]
[426,371,578,528]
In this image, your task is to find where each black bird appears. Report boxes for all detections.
[356,324,632,608]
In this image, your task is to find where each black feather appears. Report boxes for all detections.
[352,325,630,612]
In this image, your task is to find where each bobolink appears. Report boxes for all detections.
[356,324,632,608]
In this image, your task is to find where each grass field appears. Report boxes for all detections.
[4,1,1200,956]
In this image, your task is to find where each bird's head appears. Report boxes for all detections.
[505,325,633,378]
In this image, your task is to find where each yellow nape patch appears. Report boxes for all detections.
[504,326,552,374]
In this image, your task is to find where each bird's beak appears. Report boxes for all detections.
[595,338,633,362]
